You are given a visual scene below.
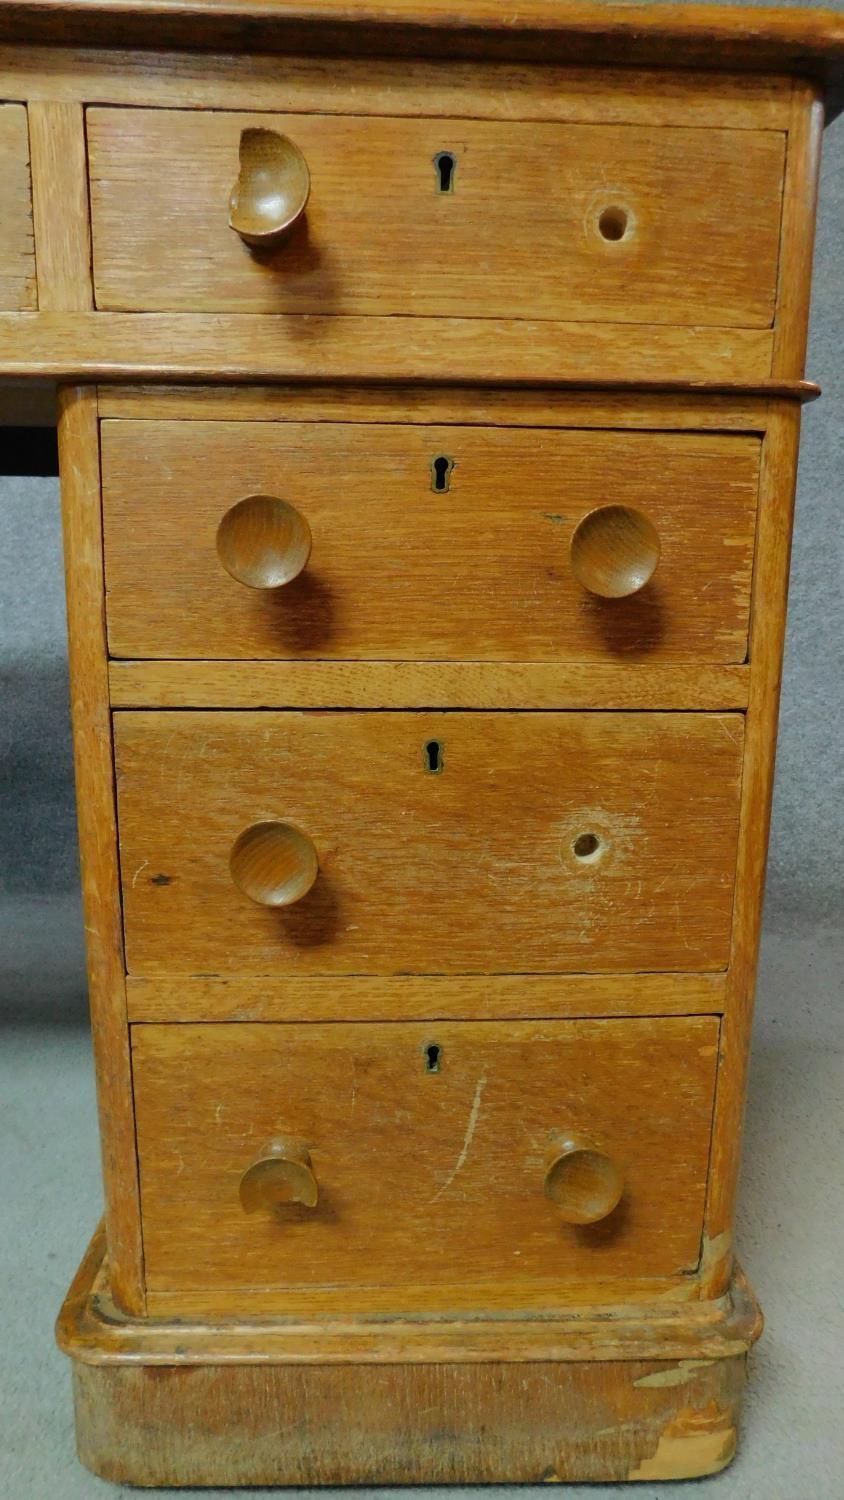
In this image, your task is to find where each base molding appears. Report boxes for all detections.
[58,1225,762,1487]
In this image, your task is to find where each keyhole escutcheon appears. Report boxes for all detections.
[433,151,457,193]
[424,739,444,774]
[431,455,454,493]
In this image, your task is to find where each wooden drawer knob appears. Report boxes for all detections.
[216,494,312,589]
[570,504,660,598]
[240,1138,318,1213]
[230,821,319,907]
[544,1137,624,1224]
[229,127,310,246]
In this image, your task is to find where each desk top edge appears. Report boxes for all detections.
[2,0,844,121]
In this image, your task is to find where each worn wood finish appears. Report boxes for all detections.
[56,389,144,1316]
[0,47,795,127]
[772,81,824,378]
[59,1225,761,1485]
[0,104,36,310]
[3,2,844,115]
[702,403,804,1298]
[125,971,728,1024]
[102,421,760,663]
[94,383,785,427]
[27,100,92,310]
[107,660,752,710]
[114,710,744,977]
[131,1016,718,1308]
[88,106,784,327]
[59,1222,764,1364]
[0,310,780,385]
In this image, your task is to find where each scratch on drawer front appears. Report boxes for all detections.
[131,860,149,888]
[429,1074,486,1203]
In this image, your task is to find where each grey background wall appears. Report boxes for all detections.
[1,6,842,1494]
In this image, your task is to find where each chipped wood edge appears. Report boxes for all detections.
[57,1223,762,1369]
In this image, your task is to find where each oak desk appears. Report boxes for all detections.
[2,0,843,1485]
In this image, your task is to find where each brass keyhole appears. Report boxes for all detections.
[431,455,454,493]
[424,739,444,774]
[433,151,457,193]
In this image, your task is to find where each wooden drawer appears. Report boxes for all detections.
[133,1015,719,1313]
[101,421,760,663]
[0,104,36,310]
[87,106,784,327]
[114,710,743,976]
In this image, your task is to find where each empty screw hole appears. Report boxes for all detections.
[573,832,601,859]
[434,150,457,193]
[424,1043,442,1073]
[431,454,454,493]
[598,206,629,242]
[424,739,444,774]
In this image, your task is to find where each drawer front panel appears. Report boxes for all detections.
[0,104,36,310]
[88,107,784,327]
[133,1016,719,1305]
[101,421,760,664]
[115,711,744,976]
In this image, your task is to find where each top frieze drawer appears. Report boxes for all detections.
[86,107,785,329]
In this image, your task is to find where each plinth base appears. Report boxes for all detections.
[58,1226,762,1487]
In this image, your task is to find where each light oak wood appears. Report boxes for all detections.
[0,104,36,310]
[131,1016,718,1309]
[216,493,312,589]
[101,422,760,663]
[88,106,785,327]
[59,1227,761,1485]
[0,47,795,127]
[56,388,144,1315]
[229,126,310,245]
[94,383,789,427]
[27,99,92,310]
[570,505,661,599]
[114,710,744,977]
[125,970,728,1024]
[229,820,319,906]
[702,402,804,1298]
[240,1138,319,1211]
[60,1221,763,1364]
[0,310,780,385]
[545,1137,625,1225]
[772,81,824,378]
[107,659,752,710]
[4,3,843,115]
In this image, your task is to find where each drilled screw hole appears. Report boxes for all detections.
[598,205,629,242]
[573,832,601,860]
[424,1042,442,1073]
[433,150,457,193]
[424,739,444,774]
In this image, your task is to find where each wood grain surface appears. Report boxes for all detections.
[101,421,760,663]
[114,710,744,976]
[87,107,784,327]
[57,389,144,1314]
[0,104,36,310]
[131,1015,719,1307]
[125,971,728,1023]
[0,47,794,128]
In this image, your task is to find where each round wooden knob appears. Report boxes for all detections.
[544,1137,624,1225]
[216,494,312,590]
[240,1139,318,1213]
[230,821,318,907]
[570,504,660,598]
[228,127,310,246]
